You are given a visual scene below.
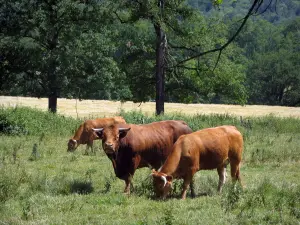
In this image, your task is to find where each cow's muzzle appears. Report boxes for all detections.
[103,144,115,155]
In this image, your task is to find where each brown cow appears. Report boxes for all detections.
[67,116,126,154]
[93,120,193,194]
[151,125,243,199]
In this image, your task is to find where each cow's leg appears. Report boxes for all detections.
[84,145,90,155]
[230,160,242,188]
[84,140,95,155]
[181,171,196,200]
[90,141,96,155]
[124,176,132,195]
[122,155,140,195]
[128,155,141,193]
[217,166,227,192]
[190,179,196,198]
[181,178,191,200]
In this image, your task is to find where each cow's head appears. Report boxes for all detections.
[93,125,131,156]
[67,139,78,152]
[151,169,173,199]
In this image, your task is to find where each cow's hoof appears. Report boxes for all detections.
[123,191,130,196]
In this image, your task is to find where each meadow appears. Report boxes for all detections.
[0,105,300,224]
[1,96,300,118]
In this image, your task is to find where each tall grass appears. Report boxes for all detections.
[0,106,299,224]
[0,106,81,136]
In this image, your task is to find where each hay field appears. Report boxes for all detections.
[1,95,300,118]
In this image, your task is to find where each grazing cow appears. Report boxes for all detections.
[151,125,243,199]
[67,116,126,154]
[93,120,193,194]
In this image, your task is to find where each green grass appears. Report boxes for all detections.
[0,107,300,224]
[0,106,82,136]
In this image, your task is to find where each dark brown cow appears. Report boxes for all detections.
[93,120,193,194]
[67,116,126,154]
[151,125,243,199]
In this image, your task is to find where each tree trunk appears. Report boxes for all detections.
[48,91,57,113]
[47,3,59,113]
[154,0,166,115]
[154,24,166,115]
[47,50,58,113]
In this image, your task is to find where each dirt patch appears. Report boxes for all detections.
[1,96,300,118]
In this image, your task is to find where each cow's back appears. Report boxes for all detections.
[82,117,126,143]
[177,125,243,170]
[113,116,127,124]
[87,117,125,129]
[72,124,84,140]
[121,120,192,153]
[117,120,192,170]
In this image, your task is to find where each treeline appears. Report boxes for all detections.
[1,0,299,106]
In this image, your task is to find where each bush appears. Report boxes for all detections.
[0,106,81,136]
[223,179,300,224]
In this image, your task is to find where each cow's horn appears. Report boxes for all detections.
[160,176,167,187]
[92,128,104,132]
[118,128,130,131]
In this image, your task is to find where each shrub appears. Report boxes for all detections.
[0,106,81,136]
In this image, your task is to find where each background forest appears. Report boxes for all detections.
[1,0,300,107]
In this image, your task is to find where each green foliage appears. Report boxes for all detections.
[1,0,299,107]
[69,180,94,195]
[160,207,175,225]
[245,18,300,106]
[120,110,240,131]
[0,108,300,224]
[226,179,300,224]
[0,0,130,104]
[0,106,81,136]
[222,183,243,212]
[0,164,29,203]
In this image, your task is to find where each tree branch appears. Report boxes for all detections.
[254,0,273,16]
[213,50,222,71]
[114,11,128,24]
[168,42,199,53]
[24,70,48,92]
[172,0,263,67]
[23,35,48,49]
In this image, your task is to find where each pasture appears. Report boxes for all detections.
[1,96,300,118]
[0,103,300,224]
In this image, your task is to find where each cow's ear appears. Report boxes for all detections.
[92,128,104,139]
[166,175,173,182]
[119,128,131,139]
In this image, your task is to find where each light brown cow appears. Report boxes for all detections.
[67,116,126,154]
[93,120,193,194]
[151,125,243,199]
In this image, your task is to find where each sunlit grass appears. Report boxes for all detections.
[0,106,300,224]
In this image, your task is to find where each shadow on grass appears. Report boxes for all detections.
[70,180,94,195]
[146,189,214,201]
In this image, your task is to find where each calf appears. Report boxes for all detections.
[151,125,243,199]
[93,120,193,194]
[67,116,126,154]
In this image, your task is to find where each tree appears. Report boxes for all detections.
[0,0,126,112]
[112,0,187,115]
[2,0,291,113]
[246,18,300,106]
[112,0,270,115]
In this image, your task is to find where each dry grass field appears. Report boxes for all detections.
[1,96,300,118]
